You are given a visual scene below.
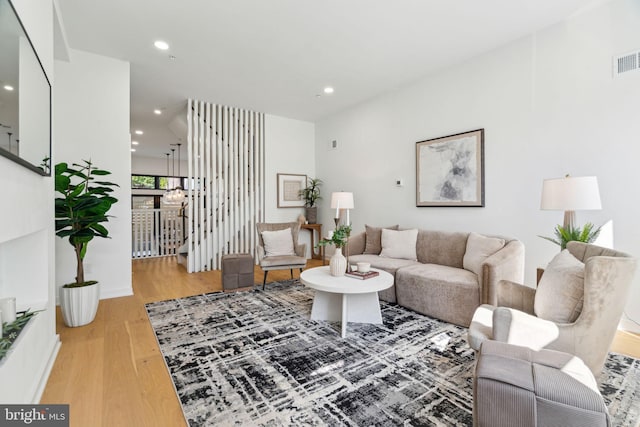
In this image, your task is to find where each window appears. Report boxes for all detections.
[132,174,186,190]
[132,175,156,189]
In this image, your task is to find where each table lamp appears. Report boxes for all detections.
[330,192,354,226]
[540,175,601,229]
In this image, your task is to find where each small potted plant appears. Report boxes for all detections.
[317,224,351,276]
[55,160,119,327]
[539,223,601,250]
[299,177,322,224]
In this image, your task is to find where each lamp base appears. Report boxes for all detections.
[563,210,576,229]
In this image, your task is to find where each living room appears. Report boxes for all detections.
[1,0,639,425]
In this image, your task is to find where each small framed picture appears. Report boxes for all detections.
[416,129,484,207]
[277,173,306,208]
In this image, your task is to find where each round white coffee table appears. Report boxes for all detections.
[300,266,393,338]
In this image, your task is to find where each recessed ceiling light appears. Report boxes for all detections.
[324,87,334,94]
[154,40,169,50]
[134,130,143,135]
[154,109,162,115]
[131,141,139,145]
[131,148,136,152]
[3,85,14,91]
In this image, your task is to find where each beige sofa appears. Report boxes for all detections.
[347,227,525,327]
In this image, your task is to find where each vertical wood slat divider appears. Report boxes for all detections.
[187,99,194,273]
[205,103,213,269]
[185,100,265,272]
[215,105,222,270]
[193,101,201,272]
[195,102,207,271]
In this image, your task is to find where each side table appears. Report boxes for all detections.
[301,223,325,265]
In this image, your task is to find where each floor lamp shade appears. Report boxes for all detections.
[540,176,601,228]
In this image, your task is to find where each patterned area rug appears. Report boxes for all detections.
[145,280,640,426]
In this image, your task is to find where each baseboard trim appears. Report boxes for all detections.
[619,317,640,334]
[100,287,134,300]
[33,334,61,403]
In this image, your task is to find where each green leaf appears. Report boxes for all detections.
[91,170,111,176]
[80,242,88,259]
[55,175,71,193]
[90,224,109,236]
[54,162,68,175]
[69,183,86,198]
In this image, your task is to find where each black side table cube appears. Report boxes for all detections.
[221,254,254,291]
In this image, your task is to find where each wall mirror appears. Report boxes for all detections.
[0,0,51,176]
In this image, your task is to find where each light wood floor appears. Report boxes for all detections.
[40,257,640,427]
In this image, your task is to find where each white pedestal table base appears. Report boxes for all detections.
[310,290,383,338]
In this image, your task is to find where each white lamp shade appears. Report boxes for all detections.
[540,176,602,211]
[330,192,354,209]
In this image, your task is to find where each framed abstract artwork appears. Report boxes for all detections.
[416,129,484,207]
[277,173,306,208]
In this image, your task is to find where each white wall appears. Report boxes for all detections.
[0,0,60,404]
[54,49,132,300]
[132,155,188,177]
[264,114,316,255]
[315,0,640,332]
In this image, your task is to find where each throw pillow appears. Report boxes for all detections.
[534,250,585,323]
[380,229,418,261]
[262,228,295,257]
[463,232,506,276]
[363,224,400,254]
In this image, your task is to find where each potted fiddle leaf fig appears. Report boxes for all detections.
[55,160,119,327]
[299,177,322,224]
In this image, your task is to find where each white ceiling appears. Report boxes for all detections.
[57,0,604,159]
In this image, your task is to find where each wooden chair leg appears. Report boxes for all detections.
[262,271,268,290]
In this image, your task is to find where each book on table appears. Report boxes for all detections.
[345,270,379,280]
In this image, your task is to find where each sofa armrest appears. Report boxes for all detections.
[347,232,365,256]
[295,243,307,258]
[480,240,525,305]
[257,244,266,262]
[496,280,536,314]
[493,307,559,350]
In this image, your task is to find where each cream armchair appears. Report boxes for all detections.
[468,241,637,376]
[256,222,307,290]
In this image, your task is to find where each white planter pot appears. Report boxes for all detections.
[60,282,100,327]
[330,247,347,277]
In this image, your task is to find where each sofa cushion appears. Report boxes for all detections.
[380,229,418,261]
[261,228,295,257]
[396,263,479,326]
[463,232,506,276]
[534,250,585,323]
[416,230,469,268]
[363,224,399,254]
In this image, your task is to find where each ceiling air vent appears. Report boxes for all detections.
[613,50,640,78]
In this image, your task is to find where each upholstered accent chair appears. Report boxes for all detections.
[468,241,637,376]
[256,222,307,290]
